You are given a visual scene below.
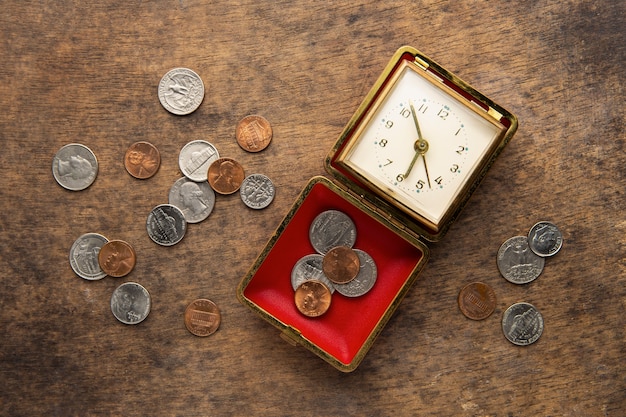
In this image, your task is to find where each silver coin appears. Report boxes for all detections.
[168,177,215,223]
[291,254,335,294]
[110,282,151,325]
[157,67,205,115]
[69,232,108,280]
[178,140,219,182]
[240,173,275,209]
[309,209,357,255]
[497,236,545,284]
[146,204,187,246]
[528,221,563,257]
[52,143,98,191]
[333,249,377,297]
[502,302,544,346]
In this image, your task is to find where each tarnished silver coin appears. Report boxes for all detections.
[291,254,335,294]
[52,143,98,191]
[69,232,108,280]
[240,173,275,209]
[178,140,219,182]
[528,221,563,257]
[333,249,377,297]
[497,236,545,284]
[309,209,357,255]
[110,282,151,325]
[158,67,204,115]
[146,204,187,246]
[502,302,544,346]
[168,177,215,223]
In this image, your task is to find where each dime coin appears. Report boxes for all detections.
[208,157,245,195]
[168,177,215,223]
[146,204,187,246]
[184,299,221,337]
[110,282,151,325]
[235,115,273,152]
[309,209,357,255]
[333,249,377,297]
[52,143,98,191]
[457,282,497,320]
[322,246,360,284]
[158,67,204,115]
[291,254,335,294]
[97,240,136,278]
[124,141,161,179]
[528,221,563,257]
[502,302,544,346]
[239,173,275,209]
[497,236,545,284]
[69,233,108,280]
[294,280,332,317]
[178,140,219,182]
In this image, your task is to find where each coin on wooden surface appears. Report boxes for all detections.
[294,280,332,317]
[146,204,187,246]
[97,240,136,278]
[208,157,245,194]
[158,67,204,115]
[168,177,215,223]
[291,253,335,294]
[110,282,151,325]
[333,249,377,297]
[236,115,273,152]
[309,209,357,255]
[497,236,545,284]
[69,232,109,280]
[124,141,161,179]
[239,173,275,209]
[502,302,544,346]
[184,299,221,337]
[178,140,219,182]
[52,143,98,191]
[457,282,497,320]
[528,221,563,257]
[322,246,360,284]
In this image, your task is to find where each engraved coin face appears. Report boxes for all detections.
[291,254,335,294]
[146,204,187,246]
[333,249,377,297]
[184,299,221,337]
[52,143,98,191]
[97,240,136,278]
[236,115,273,152]
[168,177,215,223]
[110,282,151,325]
[457,282,497,320]
[502,302,544,346]
[158,67,204,115]
[69,233,108,280]
[309,210,357,255]
[528,221,563,257]
[124,141,161,179]
[294,280,332,317]
[240,173,275,209]
[178,140,219,182]
[497,236,545,284]
[322,246,360,284]
[208,157,245,195]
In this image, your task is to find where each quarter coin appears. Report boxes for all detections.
[291,253,335,294]
[457,282,497,320]
[124,141,161,179]
[178,140,219,182]
[208,157,245,195]
[52,143,98,191]
[168,177,215,223]
[322,246,360,284]
[184,299,221,337]
[528,221,563,257]
[146,204,187,246]
[497,236,545,284]
[333,249,377,297]
[69,233,109,280]
[309,209,357,255]
[110,282,151,325]
[239,173,275,209]
[235,115,273,152]
[294,280,332,318]
[158,67,204,115]
[97,240,136,278]
[502,302,544,346]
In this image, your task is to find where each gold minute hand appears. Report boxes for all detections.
[402,102,432,188]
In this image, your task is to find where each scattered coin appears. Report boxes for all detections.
[497,236,545,284]
[124,141,161,179]
[236,115,273,152]
[294,280,332,317]
[528,221,563,257]
[158,67,205,115]
[146,204,187,246]
[168,177,215,223]
[110,282,151,325]
[240,173,275,209]
[322,246,360,284]
[184,299,221,337]
[502,302,544,346]
[333,249,377,297]
[52,143,98,191]
[178,140,219,182]
[309,209,357,255]
[69,233,109,280]
[291,254,335,294]
[457,282,497,320]
[97,240,136,278]
[208,157,245,195]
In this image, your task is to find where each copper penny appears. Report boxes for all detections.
[322,246,360,284]
[235,115,272,152]
[458,282,497,320]
[294,280,332,317]
[124,141,161,179]
[184,299,221,337]
[207,157,245,194]
[97,240,136,278]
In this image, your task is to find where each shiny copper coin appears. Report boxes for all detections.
[458,282,497,320]
[124,141,161,179]
[235,115,272,152]
[207,157,245,194]
[184,299,221,337]
[322,246,360,284]
[97,240,136,278]
[295,280,332,317]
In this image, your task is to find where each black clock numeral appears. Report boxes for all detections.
[456,145,466,155]
[417,103,428,114]
[435,176,443,185]
[399,107,411,118]
[396,174,404,182]
[378,139,388,147]
[385,120,394,129]
[383,159,393,166]
[450,164,460,173]
[455,127,462,136]
[415,180,425,190]
[437,108,449,120]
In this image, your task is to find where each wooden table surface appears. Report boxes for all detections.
[1,1,624,416]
